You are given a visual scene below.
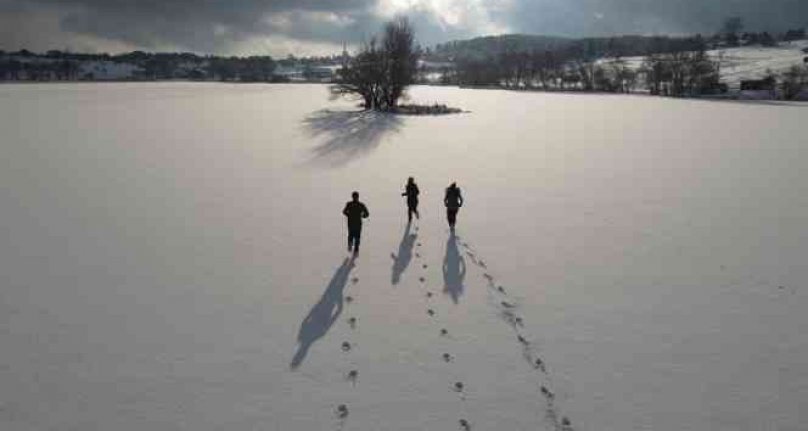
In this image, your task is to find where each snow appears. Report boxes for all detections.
[620,40,808,92]
[1,83,807,431]
[716,40,808,89]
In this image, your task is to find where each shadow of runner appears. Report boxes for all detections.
[303,109,403,166]
[443,232,466,304]
[391,222,417,285]
[290,258,355,369]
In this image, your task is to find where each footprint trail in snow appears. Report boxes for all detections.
[457,236,576,431]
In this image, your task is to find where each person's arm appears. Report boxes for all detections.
[362,204,369,219]
[342,204,349,217]
[414,185,420,196]
[458,191,464,207]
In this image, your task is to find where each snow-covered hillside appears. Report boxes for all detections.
[1,84,806,431]
[716,40,808,88]
[622,40,808,89]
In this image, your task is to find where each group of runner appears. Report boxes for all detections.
[341,178,464,255]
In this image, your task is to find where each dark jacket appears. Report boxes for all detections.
[444,187,463,209]
[403,183,420,204]
[343,201,369,230]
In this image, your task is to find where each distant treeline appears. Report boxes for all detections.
[429,35,724,96]
[424,28,806,63]
[419,26,807,97]
[2,22,806,99]
[0,49,345,82]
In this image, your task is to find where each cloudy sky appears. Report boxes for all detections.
[1,0,806,56]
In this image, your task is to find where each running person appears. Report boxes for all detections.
[343,192,369,255]
[401,177,420,222]
[444,182,463,231]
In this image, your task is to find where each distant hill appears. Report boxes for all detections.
[430,35,572,61]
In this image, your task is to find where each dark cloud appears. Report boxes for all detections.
[1,0,807,55]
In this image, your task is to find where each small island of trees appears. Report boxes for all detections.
[330,17,462,115]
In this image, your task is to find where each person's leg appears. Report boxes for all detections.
[347,232,353,251]
[413,201,419,219]
[448,208,457,227]
[407,206,413,222]
[351,227,361,253]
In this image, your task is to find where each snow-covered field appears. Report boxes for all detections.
[1,83,807,431]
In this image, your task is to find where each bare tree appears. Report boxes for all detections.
[331,17,419,111]
[780,65,808,99]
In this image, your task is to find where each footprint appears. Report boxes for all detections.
[346,369,358,383]
[501,301,515,308]
[336,404,349,419]
[345,296,354,303]
[497,286,505,293]
[478,260,487,268]
[440,328,448,336]
[500,310,522,329]
[419,277,426,283]
[534,358,546,372]
[459,418,471,430]
[347,317,357,329]
[416,253,421,258]
[417,242,422,247]
[351,277,359,284]
[561,417,573,431]
[453,381,464,392]
[517,335,529,345]
[341,341,352,352]
[426,292,433,298]
[483,273,493,281]
[427,309,435,317]
[422,264,428,269]
[540,385,555,400]
[442,353,453,362]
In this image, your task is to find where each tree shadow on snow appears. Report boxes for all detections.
[443,232,466,304]
[391,222,417,285]
[290,258,354,369]
[303,109,403,166]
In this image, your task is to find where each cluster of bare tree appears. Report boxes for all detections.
[436,36,721,96]
[780,65,808,99]
[641,48,722,96]
[331,17,419,111]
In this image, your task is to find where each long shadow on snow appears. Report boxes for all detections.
[303,109,403,166]
[290,258,354,369]
[443,232,466,304]
[391,222,417,285]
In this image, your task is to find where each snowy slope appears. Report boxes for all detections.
[1,83,807,431]
[622,40,808,90]
[717,40,808,88]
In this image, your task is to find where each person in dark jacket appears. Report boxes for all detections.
[444,182,463,231]
[343,191,369,254]
[401,177,420,222]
